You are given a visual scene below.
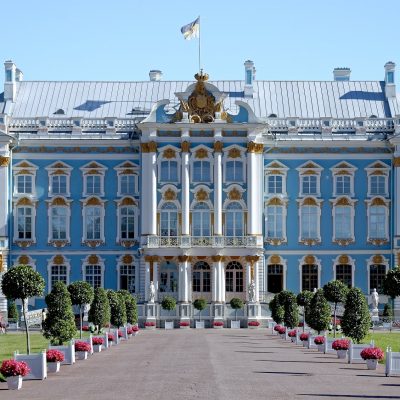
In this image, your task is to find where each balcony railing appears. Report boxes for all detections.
[146,235,263,248]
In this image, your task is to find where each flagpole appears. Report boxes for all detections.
[198,16,201,72]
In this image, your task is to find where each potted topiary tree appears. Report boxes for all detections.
[383,266,400,329]
[107,290,127,344]
[193,298,207,329]
[68,281,94,339]
[308,289,331,334]
[117,290,138,338]
[88,287,110,334]
[269,294,285,331]
[161,296,176,329]
[296,290,313,332]
[1,265,45,354]
[323,280,348,337]
[7,300,19,329]
[278,290,299,330]
[230,298,244,329]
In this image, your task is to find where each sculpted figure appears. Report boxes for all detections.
[248,280,256,303]
[149,281,156,303]
[371,288,379,310]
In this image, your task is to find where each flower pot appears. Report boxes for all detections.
[127,334,132,338]
[93,345,102,353]
[317,344,325,352]
[108,341,113,347]
[336,350,347,359]
[76,351,88,360]
[366,359,378,370]
[165,321,174,330]
[47,361,60,373]
[6,375,23,390]
[302,341,307,347]
[195,321,205,329]
[213,324,224,329]
[133,331,139,336]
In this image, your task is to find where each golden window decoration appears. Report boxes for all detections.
[213,141,223,152]
[304,255,316,264]
[18,255,30,265]
[302,197,318,206]
[51,197,68,206]
[16,169,33,175]
[247,142,264,154]
[372,255,383,264]
[338,255,349,264]
[195,148,208,159]
[85,169,101,175]
[0,156,10,167]
[228,188,242,200]
[270,254,281,264]
[16,197,34,206]
[122,255,133,264]
[181,141,191,152]
[88,255,99,264]
[163,148,176,159]
[164,188,176,201]
[53,255,64,265]
[370,198,387,207]
[267,197,284,206]
[120,197,136,206]
[195,189,208,201]
[335,197,351,206]
[86,197,102,206]
[228,148,241,158]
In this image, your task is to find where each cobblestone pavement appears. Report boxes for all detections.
[1,329,399,400]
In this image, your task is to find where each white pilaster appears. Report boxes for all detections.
[178,256,190,302]
[141,152,149,235]
[181,143,190,235]
[212,256,225,302]
[149,149,157,236]
[212,262,218,302]
[214,143,223,235]
[153,261,159,302]
[0,250,8,318]
[144,261,150,301]
[247,143,263,235]
[245,262,252,301]
[254,260,261,303]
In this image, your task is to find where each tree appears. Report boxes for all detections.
[341,288,371,343]
[308,289,331,334]
[323,280,348,337]
[43,281,76,345]
[383,266,400,313]
[88,287,110,333]
[230,298,244,321]
[68,281,94,339]
[7,301,19,321]
[118,290,138,325]
[383,303,393,322]
[269,295,284,325]
[296,290,313,331]
[1,265,45,354]
[107,290,127,328]
[193,298,207,321]
[161,295,177,312]
[277,290,299,329]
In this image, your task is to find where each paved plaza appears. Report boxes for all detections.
[1,330,399,400]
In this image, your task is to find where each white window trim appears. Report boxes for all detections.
[157,145,181,184]
[365,197,390,244]
[264,198,287,244]
[81,255,105,288]
[222,145,247,184]
[365,162,390,198]
[298,255,321,292]
[297,197,322,244]
[190,145,214,184]
[114,161,139,197]
[332,255,355,287]
[264,160,288,197]
[116,255,138,293]
[296,161,323,197]
[115,197,139,244]
[13,199,37,245]
[81,197,106,244]
[45,161,72,197]
[46,256,71,292]
[13,161,38,198]
[366,255,389,296]
[265,255,287,292]
[330,197,356,244]
[190,185,214,210]
[80,161,108,197]
[330,161,357,198]
[46,197,72,244]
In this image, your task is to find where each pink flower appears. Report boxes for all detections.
[277,326,286,334]
[288,329,297,337]
[75,341,91,352]
[248,321,260,327]
[0,360,30,377]
[213,321,224,326]
[179,322,190,327]
[46,350,65,363]
[92,337,104,345]
[314,336,325,345]
[118,330,123,338]
[145,322,155,327]
[273,325,282,332]
[332,339,350,351]
[360,347,384,360]
[300,333,309,341]
[108,333,115,342]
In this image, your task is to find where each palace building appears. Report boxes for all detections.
[0,60,399,324]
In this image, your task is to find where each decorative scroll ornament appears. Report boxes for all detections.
[195,148,208,159]
[195,189,208,201]
[0,254,3,272]
[51,197,68,206]
[164,188,176,201]
[214,141,223,152]
[181,141,190,152]
[0,156,10,166]
[372,255,383,264]
[270,254,281,264]
[122,255,133,264]
[19,255,30,265]
[228,188,242,200]
[163,148,176,159]
[53,255,64,265]
[304,255,316,264]
[338,255,349,264]
[88,255,99,264]
[140,141,157,153]
[228,148,241,158]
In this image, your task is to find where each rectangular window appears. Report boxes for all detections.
[51,207,67,240]
[160,160,178,182]
[120,207,135,239]
[246,69,252,85]
[266,206,283,238]
[86,175,101,195]
[85,264,102,288]
[226,160,243,182]
[51,265,67,288]
[336,264,352,288]
[301,206,318,239]
[302,264,318,291]
[192,271,201,292]
[193,161,211,182]
[120,175,135,195]
[387,71,394,84]
[17,175,33,194]
[369,206,386,239]
[5,69,12,82]
[336,176,351,195]
[17,207,32,239]
[51,175,67,195]
[202,271,211,292]
[86,207,101,240]
[334,206,352,239]
[120,264,135,293]
[226,271,234,292]
[267,175,283,194]
[267,264,283,293]
[302,175,317,195]
[370,176,386,195]
[369,264,386,294]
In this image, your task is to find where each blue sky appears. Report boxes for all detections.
[1,0,400,86]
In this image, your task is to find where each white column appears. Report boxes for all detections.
[245,262,252,301]
[247,142,263,235]
[178,256,190,303]
[254,260,261,303]
[220,260,225,302]
[144,260,151,301]
[181,142,190,235]
[153,261,159,302]
[212,256,225,302]
[149,144,158,236]
[214,142,223,235]
[0,251,8,318]
[212,262,218,302]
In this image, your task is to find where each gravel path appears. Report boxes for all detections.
[1,329,399,399]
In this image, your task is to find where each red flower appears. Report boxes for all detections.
[132,326,139,331]
[273,325,282,332]
[82,326,90,331]
[75,341,91,352]
[277,326,286,334]
[118,330,123,338]
[92,337,104,346]
[0,360,30,377]
[248,321,260,327]
[332,339,350,351]
[213,321,224,326]
[300,333,309,341]
[108,333,115,341]
[360,347,384,360]
[314,336,325,345]
[298,322,304,327]
[179,322,190,327]
[46,350,65,363]
[288,329,297,337]
[145,322,156,327]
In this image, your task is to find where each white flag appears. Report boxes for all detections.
[180,17,200,40]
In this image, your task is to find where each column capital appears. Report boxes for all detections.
[140,141,157,153]
[247,141,264,154]
[245,255,260,265]
[394,157,400,167]
[214,141,223,153]
[181,141,191,152]
[178,255,191,263]
[212,255,225,262]
[144,255,160,263]
[0,156,10,167]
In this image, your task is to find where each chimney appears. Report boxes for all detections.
[149,70,162,81]
[384,61,396,98]
[16,68,24,82]
[333,67,351,81]
[244,60,256,98]
[4,60,17,102]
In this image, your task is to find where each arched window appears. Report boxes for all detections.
[225,261,244,292]
[192,261,211,292]
[193,160,211,182]
[120,206,135,239]
[225,202,244,237]
[160,202,178,237]
[192,203,211,237]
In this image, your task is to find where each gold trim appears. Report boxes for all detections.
[302,197,318,206]
[267,197,284,206]
[211,255,225,262]
[372,255,383,264]
[247,142,264,154]
[228,148,241,158]
[88,255,99,264]
[195,148,208,159]
[122,255,133,264]
[120,197,136,206]
[86,197,102,206]
[214,141,223,153]
[393,157,400,167]
[181,141,190,153]
[370,198,387,207]
[163,148,176,159]
[338,255,349,264]
[15,169,33,175]
[335,170,351,176]
[16,197,34,206]
[335,197,352,206]
[85,169,101,175]
[53,255,65,265]
[18,255,30,265]
[51,169,67,176]
[270,254,281,264]
[304,255,316,264]
[228,188,242,200]
[141,141,157,153]
[164,188,176,201]
[120,169,135,175]
[178,255,191,263]
[0,156,10,167]
[195,189,208,201]
[51,197,68,206]
[302,170,317,175]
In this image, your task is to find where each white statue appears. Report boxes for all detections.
[149,281,156,303]
[371,288,379,311]
[248,280,256,303]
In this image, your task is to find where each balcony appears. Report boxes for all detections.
[145,235,263,249]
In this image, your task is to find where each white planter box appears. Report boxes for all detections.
[337,349,348,359]
[47,361,60,373]
[230,320,241,329]
[195,321,205,329]
[165,321,174,330]
[76,351,88,360]
[385,351,400,376]
[348,341,374,363]
[49,342,75,365]
[366,359,378,370]
[93,344,102,353]
[7,375,22,390]
[79,335,93,354]
[14,351,47,380]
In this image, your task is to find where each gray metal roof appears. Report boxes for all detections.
[4,79,399,119]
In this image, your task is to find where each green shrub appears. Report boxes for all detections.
[118,290,138,325]
[277,290,299,329]
[7,301,19,321]
[161,296,177,311]
[89,287,110,333]
[296,290,313,329]
[193,298,207,321]
[308,289,331,334]
[230,298,244,321]
[269,295,284,325]
[107,290,127,328]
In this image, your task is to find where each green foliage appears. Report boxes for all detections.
[277,290,299,329]
[383,303,393,321]
[68,281,94,306]
[230,297,244,310]
[296,290,313,307]
[308,289,332,334]
[193,298,207,311]
[269,295,284,324]
[323,280,348,304]
[7,301,18,321]
[341,288,371,343]
[43,281,76,345]
[1,265,45,301]
[383,266,400,299]
[88,288,110,332]
[161,295,177,311]
[117,290,138,325]
[107,290,127,328]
